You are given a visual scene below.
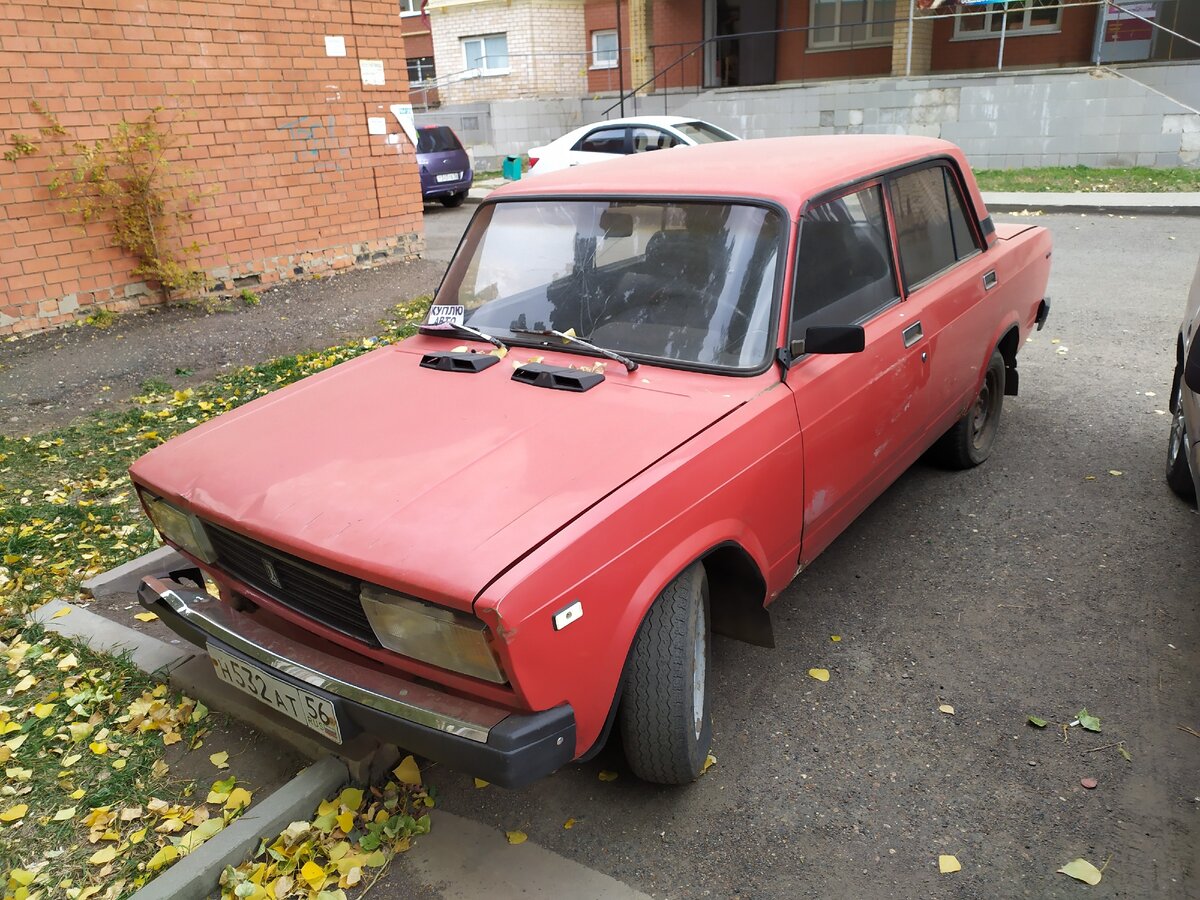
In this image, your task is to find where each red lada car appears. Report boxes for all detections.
[132,136,1052,787]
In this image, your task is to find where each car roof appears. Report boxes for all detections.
[502,135,974,214]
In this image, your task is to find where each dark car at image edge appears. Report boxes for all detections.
[417,124,472,208]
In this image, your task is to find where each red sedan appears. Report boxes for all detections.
[132,136,1052,786]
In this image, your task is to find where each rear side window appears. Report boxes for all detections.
[889,165,979,287]
[631,127,679,153]
[791,184,899,338]
[576,127,627,154]
[417,127,463,154]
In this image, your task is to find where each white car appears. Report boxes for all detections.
[1167,256,1200,503]
[526,115,739,176]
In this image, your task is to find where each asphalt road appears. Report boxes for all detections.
[384,209,1200,898]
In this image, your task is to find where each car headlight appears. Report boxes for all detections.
[361,584,506,684]
[137,489,217,564]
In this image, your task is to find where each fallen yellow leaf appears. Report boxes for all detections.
[808,668,830,682]
[146,846,179,871]
[598,770,618,782]
[129,827,147,844]
[50,607,72,619]
[0,804,28,822]
[392,756,421,787]
[1058,858,1102,885]
[300,860,327,891]
[12,676,34,694]
[938,704,955,715]
[8,869,33,886]
[701,753,717,774]
[830,635,841,642]
[89,741,108,755]
[209,751,229,769]
[506,830,527,845]
[134,612,159,622]
[70,788,86,800]
[564,818,576,829]
[225,787,253,812]
[337,787,363,810]
[56,653,79,670]
[335,811,355,833]
[178,817,224,854]
[473,778,489,789]
[939,854,961,874]
[68,722,93,742]
[89,846,118,866]
[1108,470,1123,477]
[52,807,76,821]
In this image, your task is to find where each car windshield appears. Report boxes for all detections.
[432,200,785,371]
[417,127,462,154]
[673,121,737,144]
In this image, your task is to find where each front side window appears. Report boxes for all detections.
[888,166,979,288]
[809,0,897,48]
[955,0,1061,37]
[433,200,787,371]
[576,127,627,154]
[791,185,898,340]
[463,33,509,74]
[591,29,618,68]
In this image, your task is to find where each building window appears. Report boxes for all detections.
[407,56,435,83]
[463,33,510,75]
[398,0,420,14]
[809,0,896,49]
[954,0,1061,38]
[591,29,618,69]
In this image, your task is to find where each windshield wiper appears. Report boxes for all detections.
[510,327,638,372]
[419,321,508,353]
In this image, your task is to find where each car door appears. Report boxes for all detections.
[886,163,993,441]
[565,126,630,168]
[785,181,932,566]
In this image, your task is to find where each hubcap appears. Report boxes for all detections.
[1169,383,1186,465]
[692,606,707,741]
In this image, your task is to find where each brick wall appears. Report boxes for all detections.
[428,0,586,104]
[1,0,424,337]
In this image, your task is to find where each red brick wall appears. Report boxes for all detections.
[1,0,424,337]
[931,6,1099,72]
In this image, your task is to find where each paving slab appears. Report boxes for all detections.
[390,809,654,900]
[32,599,195,675]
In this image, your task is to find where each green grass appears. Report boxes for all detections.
[974,165,1200,193]
[0,620,207,898]
[0,296,432,617]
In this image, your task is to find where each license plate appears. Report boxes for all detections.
[435,172,461,183]
[208,645,342,744]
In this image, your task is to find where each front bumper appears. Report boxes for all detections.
[138,575,574,788]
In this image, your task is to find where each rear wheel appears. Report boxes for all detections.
[619,563,712,784]
[1166,376,1196,501]
[933,350,1006,469]
[440,191,466,208]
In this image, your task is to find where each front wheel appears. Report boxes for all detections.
[933,349,1006,469]
[619,563,712,784]
[1166,376,1196,501]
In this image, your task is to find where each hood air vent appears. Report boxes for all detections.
[420,351,501,373]
[511,362,604,392]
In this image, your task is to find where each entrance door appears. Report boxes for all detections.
[707,0,778,87]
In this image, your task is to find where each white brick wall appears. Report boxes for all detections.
[428,0,587,104]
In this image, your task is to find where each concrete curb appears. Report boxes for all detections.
[32,599,195,675]
[81,545,186,599]
[982,190,1200,217]
[128,756,350,900]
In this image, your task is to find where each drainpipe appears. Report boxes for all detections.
[616,0,625,115]
[906,0,915,77]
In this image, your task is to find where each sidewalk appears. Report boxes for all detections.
[471,176,1200,216]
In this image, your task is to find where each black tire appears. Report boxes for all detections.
[619,562,712,784]
[440,191,466,208]
[1166,375,1196,501]
[933,349,1006,469]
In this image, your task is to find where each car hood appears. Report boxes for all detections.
[131,339,753,611]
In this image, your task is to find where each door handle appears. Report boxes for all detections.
[983,270,998,290]
[902,321,923,348]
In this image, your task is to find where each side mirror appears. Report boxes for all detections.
[792,325,866,357]
[1186,335,1200,394]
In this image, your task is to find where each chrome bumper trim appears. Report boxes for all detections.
[139,576,508,743]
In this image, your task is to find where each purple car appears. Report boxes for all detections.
[417,125,473,208]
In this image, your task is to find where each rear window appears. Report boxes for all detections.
[673,121,737,144]
[417,127,463,154]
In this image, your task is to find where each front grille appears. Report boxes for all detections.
[204,523,378,645]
